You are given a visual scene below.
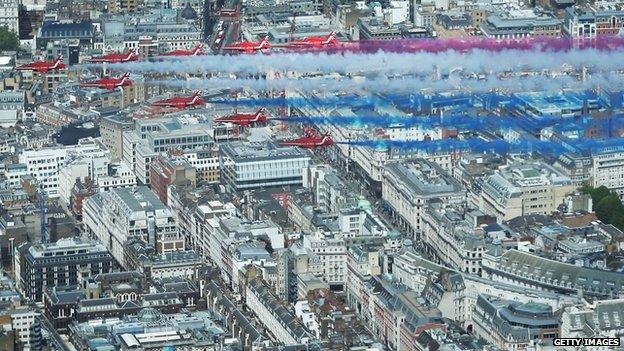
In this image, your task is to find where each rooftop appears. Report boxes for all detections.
[221,140,310,162]
[488,249,624,297]
[384,158,464,198]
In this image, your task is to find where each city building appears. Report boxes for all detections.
[592,151,624,199]
[421,205,489,275]
[473,294,559,350]
[99,115,134,161]
[220,141,311,192]
[245,278,312,346]
[302,164,361,213]
[14,238,114,302]
[512,92,590,119]
[4,163,28,188]
[382,158,466,236]
[179,147,220,184]
[83,186,183,267]
[204,278,266,348]
[36,20,94,50]
[35,104,85,128]
[480,9,562,39]
[358,18,432,40]
[437,11,473,30]
[57,146,109,206]
[125,241,203,281]
[107,0,143,13]
[392,250,578,333]
[345,274,445,351]
[8,1,624,349]
[564,5,624,39]
[479,160,574,222]
[166,184,233,258]
[68,309,225,350]
[18,138,107,198]
[149,154,197,204]
[302,233,347,289]
[561,299,624,338]
[96,162,137,191]
[414,7,435,28]
[0,91,25,128]
[1,307,41,351]
[70,178,97,219]
[482,249,624,299]
[552,152,592,187]
[121,116,215,185]
[0,0,20,34]
[100,8,201,53]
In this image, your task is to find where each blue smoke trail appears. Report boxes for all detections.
[337,136,624,155]
[337,138,561,154]
[277,114,624,134]
[209,92,509,111]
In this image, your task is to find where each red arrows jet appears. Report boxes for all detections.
[288,32,338,48]
[152,91,205,109]
[159,43,204,57]
[279,129,334,149]
[81,73,132,90]
[214,108,268,126]
[15,55,66,74]
[222,36,270,53]
[88,50,138,63]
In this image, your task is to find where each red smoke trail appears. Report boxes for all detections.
[285,36,624,55]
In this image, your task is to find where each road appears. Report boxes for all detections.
[40,312,71,351]
[203,0,241,51]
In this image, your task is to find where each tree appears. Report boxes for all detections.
[610,212,624,231]
[590,185,612,204]
[0,26,18,52]
[579,183,593,195]
[595,194,624,224]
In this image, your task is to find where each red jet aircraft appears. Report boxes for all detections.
[214,108,268,126]
[288,31,338,48]
[88,50,138,63]
[159,43,204,57]
[81,73,132,90]
[152,91,205,109]
[222,36,270,53]
[15,55,66,74]
[279,128,334,149]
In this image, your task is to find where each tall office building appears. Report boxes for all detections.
[14,238,114,302]
[83,186,183,267]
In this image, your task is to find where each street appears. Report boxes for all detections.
[40,312,71,351]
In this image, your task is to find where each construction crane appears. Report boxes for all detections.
[39,183,47,244]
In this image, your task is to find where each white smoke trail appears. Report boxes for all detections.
[146,72,624,94]
[105,49,624,76]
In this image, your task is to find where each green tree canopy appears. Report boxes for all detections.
[579,183,593,195]
[0,26,19,52]
[610,212,624,231]
[580,185,624,231]
[595,194,624,223]
[583,185,612,204]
